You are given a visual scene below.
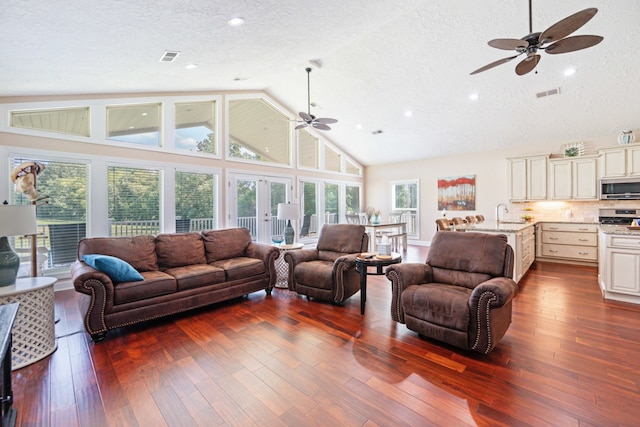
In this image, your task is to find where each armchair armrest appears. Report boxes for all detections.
[468,276,518,354]
[283,249,319,291]
[385,263,433,322]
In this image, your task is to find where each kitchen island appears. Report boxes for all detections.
[450,221,535,283]
[598,225,640,304]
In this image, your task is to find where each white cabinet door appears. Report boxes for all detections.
[628,146,640,177]
[549,160,572,200]
[528,156,548,200]
[573,157,598,199]
[600,148,627,178]
[509,158,528,201]
[607,248,640,295]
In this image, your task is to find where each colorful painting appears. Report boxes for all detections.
[438,175,476,211]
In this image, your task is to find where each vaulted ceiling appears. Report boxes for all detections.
[2,0,639,166]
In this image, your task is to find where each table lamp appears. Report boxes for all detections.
[0,204,38,286]
[277,203,300,245]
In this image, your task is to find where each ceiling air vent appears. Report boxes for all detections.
[372,129,383,135]
[159,51,180,62]
[536,87,561,98]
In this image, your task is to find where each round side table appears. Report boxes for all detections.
[274,243,304,288]
[0,277,57,370]
[355,252,402,315]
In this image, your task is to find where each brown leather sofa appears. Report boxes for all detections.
[385,231,518,354]
[71,228,279,342]
[284,224,368,303]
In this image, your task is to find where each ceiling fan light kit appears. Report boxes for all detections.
[295,67,338,131]
[471,1,603,76]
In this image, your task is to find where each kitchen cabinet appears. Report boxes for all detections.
[599,145,640,178]
[599,231,640,304]
[508,155,548,201]
[548,156,598,200]
[536,222,598,265]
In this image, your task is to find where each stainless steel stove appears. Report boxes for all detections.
[598,208,640,225]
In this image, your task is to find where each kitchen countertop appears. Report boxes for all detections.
[450,221,535,233]
[599,225,640,236]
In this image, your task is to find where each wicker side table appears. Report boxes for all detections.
[0,277,57,370]
[274,243,304,288]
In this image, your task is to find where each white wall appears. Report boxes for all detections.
[365,133,640,245]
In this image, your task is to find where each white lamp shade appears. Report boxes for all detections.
[0,205,38,236]
[277,203,300,221]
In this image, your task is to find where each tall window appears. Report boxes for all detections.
[175,101,217,155]
[324,183,339,224]
[108,166,161,236]
[10,157,88,271]
[346,184,361,214]
[175,171,217,232]
[300,181,318,239]
[392,180,419,238]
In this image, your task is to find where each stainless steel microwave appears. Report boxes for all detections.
[600,177,640,200]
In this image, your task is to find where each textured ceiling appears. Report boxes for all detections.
[2,0,639,166]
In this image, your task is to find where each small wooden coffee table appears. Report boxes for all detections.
[355,252,401,315]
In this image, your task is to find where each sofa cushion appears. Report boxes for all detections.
[210,257,265,281]
[202,228,252,262]
[81,254,144,283]
[113,271,177,305]
[293,260,334,291]
[77,235,158,272]
[163,264,226,291]
[156,233,206,268]
[402,283,471,332]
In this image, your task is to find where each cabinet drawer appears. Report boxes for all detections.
[609,235,640,249]
[541,244,598,261]
[541,223,598,233]
[542,231,598,246]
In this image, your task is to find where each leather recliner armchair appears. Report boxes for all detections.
[385,231,518,354]
[284,224,369,303]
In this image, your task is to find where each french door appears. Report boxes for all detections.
[227,172,292,243]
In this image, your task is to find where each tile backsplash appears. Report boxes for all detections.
[506,200,640,223]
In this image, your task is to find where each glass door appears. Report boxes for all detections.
[228,173,291,243]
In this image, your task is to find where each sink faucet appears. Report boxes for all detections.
[496,203,509,222]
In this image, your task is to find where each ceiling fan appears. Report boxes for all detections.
[470,0,603,76]
[295,67,338,131]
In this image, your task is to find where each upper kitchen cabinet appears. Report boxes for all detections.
[599,145,640,178]
[508,155,548,201]
[549,155,598,200]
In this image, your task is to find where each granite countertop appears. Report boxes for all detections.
[451,221,535,233]
[599,225,640,236]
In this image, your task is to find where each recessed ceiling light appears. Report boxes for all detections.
[185,63,198,70]
[228,17,245,26]
[356,124,363,130]
[404,110,412,117]
[564,67,577,76]
[469,93,479,101]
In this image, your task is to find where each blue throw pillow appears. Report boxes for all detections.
[82,254,144,282]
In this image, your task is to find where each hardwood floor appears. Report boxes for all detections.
[11,245,640,426]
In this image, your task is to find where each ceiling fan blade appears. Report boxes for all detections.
[313,123,331,131]
[299,112,313,122]
[470,55,520,75]
[295,123,309,130]
[488,38,528,51]
[315,117,338,124]
[539,8,598,45]
[515,55,541,75]
[545,35,603,54]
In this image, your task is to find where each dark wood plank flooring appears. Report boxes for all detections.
[11,245,640,426]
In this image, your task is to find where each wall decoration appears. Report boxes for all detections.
[438,175,476,211]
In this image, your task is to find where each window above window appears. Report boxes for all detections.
[175,101,216,155]
[107,103,161,146]
[10,107,90,137]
